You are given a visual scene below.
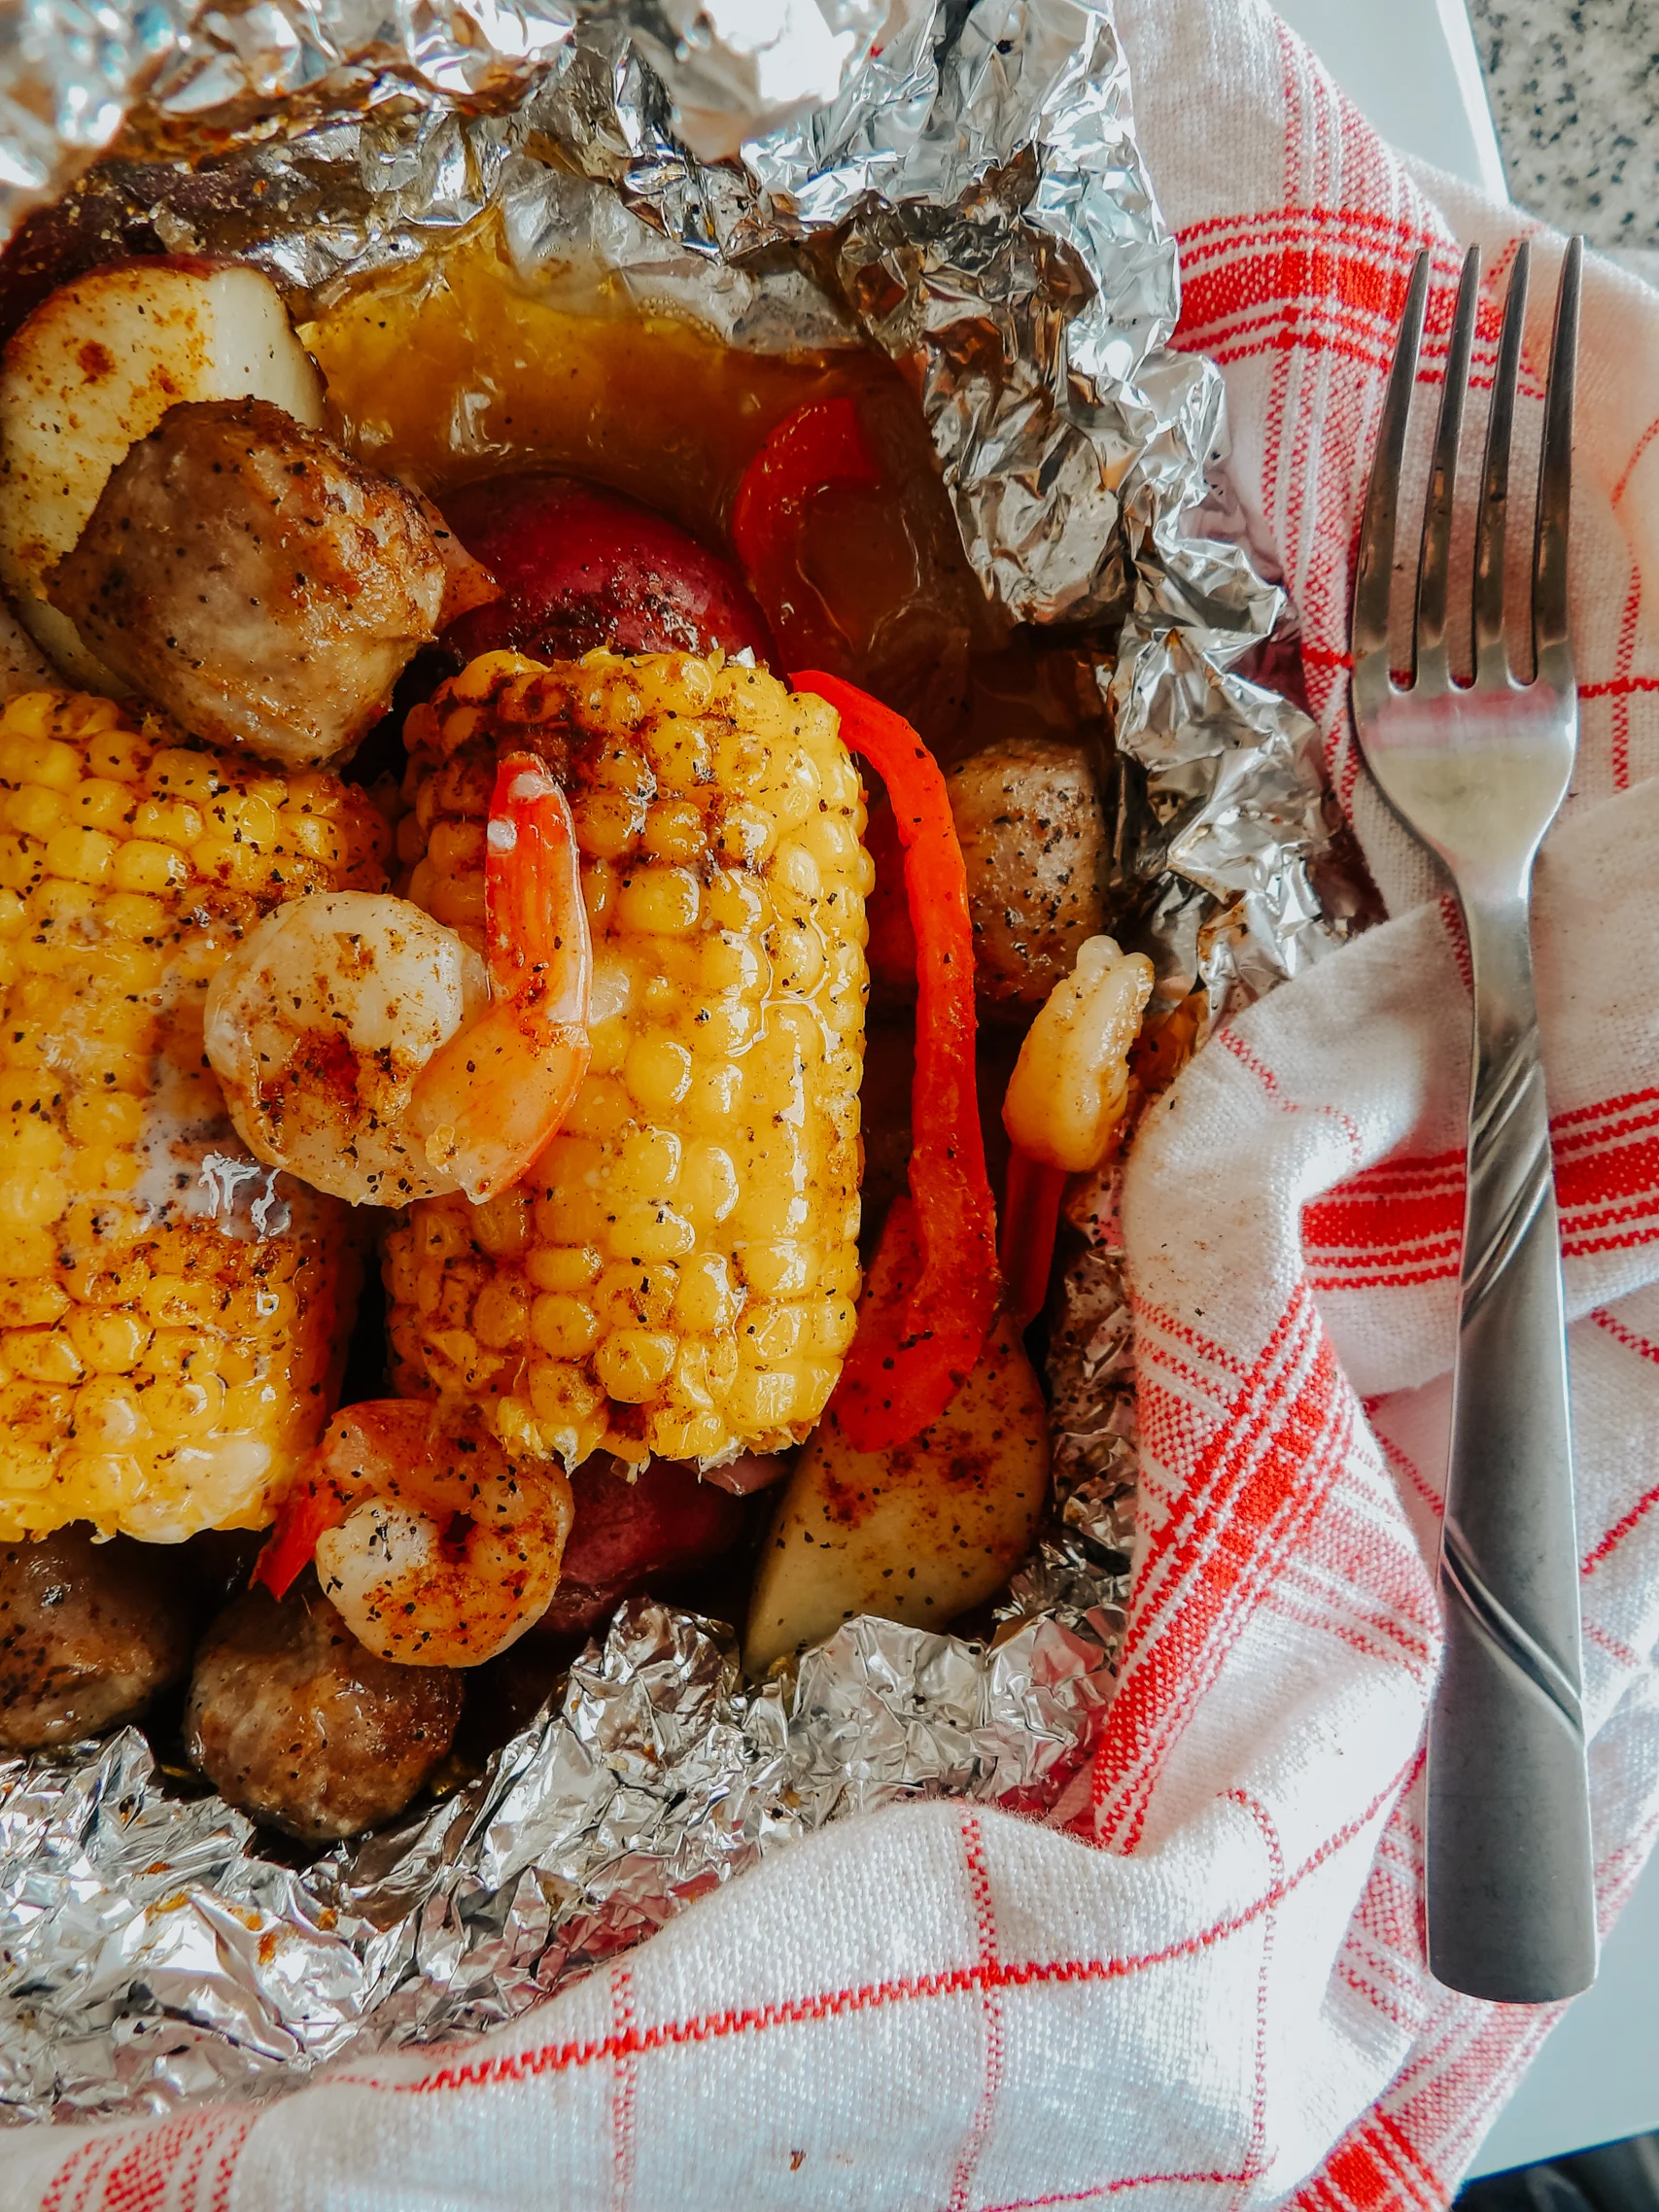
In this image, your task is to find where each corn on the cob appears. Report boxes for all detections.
[0,687,389,1542]
[387,649,870,1468]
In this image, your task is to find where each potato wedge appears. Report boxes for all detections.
[744,1315,1050,1673]
[0,259,324,686]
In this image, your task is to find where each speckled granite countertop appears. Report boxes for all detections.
[1469,0,1657,256]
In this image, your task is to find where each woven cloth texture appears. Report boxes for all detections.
[13,0,1659,2203]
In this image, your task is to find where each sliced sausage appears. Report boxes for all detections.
[187,1583,463,1842]
[0,1526,190,1751]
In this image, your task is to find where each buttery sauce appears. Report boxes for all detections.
[301,222,1082,761]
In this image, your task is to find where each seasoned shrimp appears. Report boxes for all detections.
[205,750,591,1205]
[255,1400,573,1666]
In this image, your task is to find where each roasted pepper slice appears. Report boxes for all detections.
[732,397,880,663]
[795,669,1001,1447]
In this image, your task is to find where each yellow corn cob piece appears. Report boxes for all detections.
[0,687,389,1542]
[388,649,870,1469]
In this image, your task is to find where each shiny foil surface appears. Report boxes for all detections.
[0,0,1339,2124]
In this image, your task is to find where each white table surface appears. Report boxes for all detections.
[1244,0,1659,2180]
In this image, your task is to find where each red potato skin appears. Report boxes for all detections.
[440,473,777,668]
[535,1456,750,1638]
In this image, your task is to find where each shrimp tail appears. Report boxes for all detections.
[406,749,592,1202]
[254,1476,349,1601]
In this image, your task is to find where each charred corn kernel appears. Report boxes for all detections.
[385,651,867,1466]
[0,690,385,1543]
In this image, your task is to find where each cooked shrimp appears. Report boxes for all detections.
[205,750,592,1205]
[255,1400,573,1666]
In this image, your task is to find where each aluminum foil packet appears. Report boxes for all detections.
[0,0,1342,2126]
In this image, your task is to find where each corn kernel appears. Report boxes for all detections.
[707,869,771,933]
[58,695,123,737]
[806,809,860,870]
[641,800,706,864]
[739,1240,816,1297]
[607,1200,696,1262]
[773,917,826,994]
[67,1308,151,1373]
[806,1295,859,1356]
[0,1114,63,1171]
[623,1034,692,1115]
[113,840,190,894]
[0,1228,55,1285]
[738,1302,805,1364]
[73,778,131,832]
[211,792,279,845]
[276,807,342,864]
[724,1365,799,1427]
[146,747,220,800]
[678,1141,739,1227]
[425,866,486,929]
[4,1330,81,1383]
[70,1376,148,1446]
[647,1410,727,1459]
[0,1280,68,1329]
[715,801,775,866]
[595,1328,676,1401]
[473,1276,531,1348]
[576,791,642,860]
[6,785,66,840]
[671,1254,742,1335]
[103,891,167,940]
[43,825,117,885]
[527,1358,604,1425]
[617,864,701,936]
[0,733,79,789]
[428,817,487,875]
[0,1171,65,1229]
[617,1125,681,1193]
[531,1293,600,1359]
[524,1243,603,1295]
[84,732,150,782]
[596,1261,679,1330]
[700,931,768,999]
[471,1186,532,1257]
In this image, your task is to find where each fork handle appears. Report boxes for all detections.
[1425,890,1597,2002]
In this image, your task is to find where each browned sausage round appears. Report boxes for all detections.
[0,1526,191,1751]
[187,1584,464,1843]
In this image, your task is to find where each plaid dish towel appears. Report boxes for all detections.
[15,0,1659,2204]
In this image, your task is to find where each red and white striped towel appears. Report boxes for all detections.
[15,1,1659,2204]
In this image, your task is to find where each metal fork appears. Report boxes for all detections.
[1351,236,1591,2003]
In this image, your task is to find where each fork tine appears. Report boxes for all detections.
[1533,235,1582,667]
[1473,241,1530,680]
[1417,244,1481,671]
[1353,249,1431,661]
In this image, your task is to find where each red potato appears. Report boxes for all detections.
[535,1454,754,1638]
[440,472,776,667]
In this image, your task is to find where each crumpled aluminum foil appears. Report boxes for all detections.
[1,1589,1121,2121]
[0,0,1340,2126]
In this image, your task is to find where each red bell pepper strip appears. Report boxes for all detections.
[731,397,880,664]
[1000,1146,1069,1331]
[795,669,1002,1448]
